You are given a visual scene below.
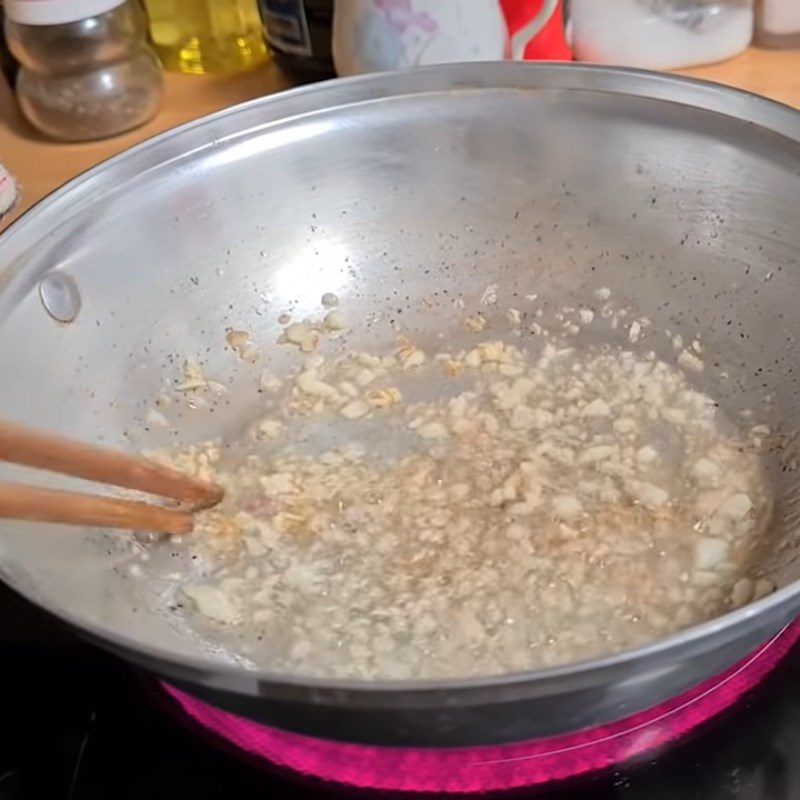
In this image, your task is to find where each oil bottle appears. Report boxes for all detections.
[143,0,267,75]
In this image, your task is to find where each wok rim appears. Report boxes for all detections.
[2,61,800,702]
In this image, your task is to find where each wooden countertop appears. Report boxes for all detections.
[0,47,798,233]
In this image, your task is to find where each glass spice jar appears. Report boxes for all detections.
[4,0,163,142]
[755,0,800,47]
[569,0,754,70]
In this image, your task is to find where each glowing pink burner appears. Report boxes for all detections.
[163,619,800,795]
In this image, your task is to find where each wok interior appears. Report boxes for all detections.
[1,72,800,674]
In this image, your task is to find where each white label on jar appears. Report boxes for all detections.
[261,0,313,56]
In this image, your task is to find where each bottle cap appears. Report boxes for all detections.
[5,0,126,25]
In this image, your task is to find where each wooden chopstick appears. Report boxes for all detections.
[0,482,193,535]
[0,420,224,534]
[0,420,223,509]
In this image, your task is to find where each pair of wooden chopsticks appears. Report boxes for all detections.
[0,420,224,535]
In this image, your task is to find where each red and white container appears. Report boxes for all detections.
[333,0,571,78]
[501,0,572,61]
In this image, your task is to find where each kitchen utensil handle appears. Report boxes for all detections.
[0,419,222,509]
[0,481,193,535]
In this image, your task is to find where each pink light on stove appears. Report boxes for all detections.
[163,618,800,795]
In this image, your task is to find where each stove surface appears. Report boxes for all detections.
[2,581,799,800]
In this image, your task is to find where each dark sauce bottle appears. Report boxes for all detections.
[0,6,19,85]
[258,0,334,82]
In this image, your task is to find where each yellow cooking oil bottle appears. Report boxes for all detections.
[143,0,268,75]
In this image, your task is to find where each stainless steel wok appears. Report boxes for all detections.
[1,64,800,747]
